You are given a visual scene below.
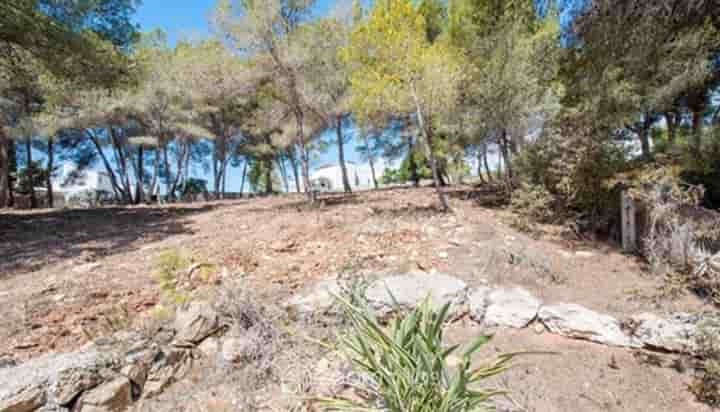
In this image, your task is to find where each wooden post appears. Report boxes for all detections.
[621,191,637,252]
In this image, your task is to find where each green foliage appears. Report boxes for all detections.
[319,297,513,412]
[511,182,555,222]
[342,0,464,124]
[247,159,280,193]
[513,122,627,230]
[692,319,720,407]
[154,249,191,305]
[14,161,48,194]
[178,178,208,196]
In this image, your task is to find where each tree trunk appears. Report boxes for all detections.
[499,130,513,182]
[476,148,487,184]
[294,108,314,202]
[25,137,37,209]
[150,148,160,204]
[86,130,122,201]
[277,156,289,193]
[8,141,15,207]
[240,160,248,196]
[411,84,448,211]
[407,136,419,187]
[288,150,301,193]
[264,157,273,195]
[361,134,379,189]
[46,139,54,208]
[483,143,493,183]
[336,115,352,193]
[0,129,9,208]
[162,145,173,201]
[135,145,144,204]
[109,128,132,203]
[638,114,652,159]
[691,106,703,154]
[664,112,677,148]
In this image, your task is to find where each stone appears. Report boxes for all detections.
[220,337,253,364]
[0,385,46,412]
[0,346,120,411]
[120,347,157,389]
[467,287,492,322]
[286,279,342,314]
[539,304,638,347]
[76,377,132,412]
[143,349,193,398]
[482,288,541,328]
[630,313,705,353]
[364,272,468,316]
[173,302,220,345]
[197,337,221,360]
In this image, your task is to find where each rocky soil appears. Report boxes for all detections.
[1,186,717,411]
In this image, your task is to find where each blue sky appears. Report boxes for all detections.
[134,0,341,46]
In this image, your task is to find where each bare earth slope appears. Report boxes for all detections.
[0,186,713,411]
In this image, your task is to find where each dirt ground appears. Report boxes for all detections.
[0,186,714,410]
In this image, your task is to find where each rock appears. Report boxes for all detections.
[630,313,705,353]
[173,302,220,345]
[220,337,253,364]
[0,385,46,412]
[0,356,16,369]
[121,347,157,388]
[0,346,120,411]
[286,279,342,314]
[482,288,541,328]
[364,272,468,316]
[467,287,492,321]
[197,337,220,360]
[539,304,638,347]
[143,349,192,398]
[75,377,132,412]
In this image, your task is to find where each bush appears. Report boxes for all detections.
[691,319,720,407]
[510,182,555,223]
[154,249,191,304]
[513,122,627,232]
[319,297,514,412]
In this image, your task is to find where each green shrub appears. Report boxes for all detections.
[154,249,191,304]
[510,182,555,223]
[319,297,514,412]
[691,319,720,407]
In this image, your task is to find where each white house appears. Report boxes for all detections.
[52,163,115,206]
[294,159,399,192]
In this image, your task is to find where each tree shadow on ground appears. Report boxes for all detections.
[0,204,224,277]
[447,185,509,208]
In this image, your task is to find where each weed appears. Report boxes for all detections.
[318,296,515,412]
[691,319,720,407]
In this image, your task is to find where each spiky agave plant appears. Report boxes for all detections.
[318,296,515,412]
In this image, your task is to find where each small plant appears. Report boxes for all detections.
[81,304,132,341]
[691,319,720,407]
[510,182,555,223]
[154,248,191,304]
[318,296,514,412]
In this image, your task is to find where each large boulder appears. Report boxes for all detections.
[467,287,492,322]
[285,279,342,315]
[479,287,541,328]
[75,377,132,412]
[0,346,121,412]
[629,313,708,353]
[142,348,193,399]
[539,304,638,347]
[173,301,220,345]
[364,272,468,316]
